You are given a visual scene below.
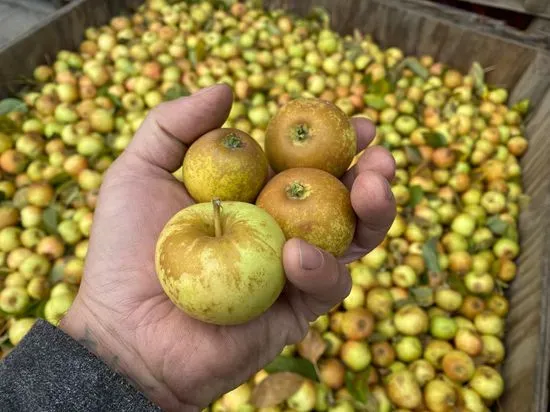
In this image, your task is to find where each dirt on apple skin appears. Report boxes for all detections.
[155,201,286,325]
[183,128,269,203]
[265,99,357,179]
[256,168,356,257]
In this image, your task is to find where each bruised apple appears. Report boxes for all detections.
[256,168,356,257]
[265,98,357,178]
[155,200,286,325]
[183,128,269,203]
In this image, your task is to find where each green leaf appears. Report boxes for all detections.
[422,238,440,273]
[369,79,393,95]
[404,146,423,165]
[361,74,374,87]
[404,58,429,80]
[189,39,207,67]
[43,206,60,235]
[164,84,190,101]
[469,62,486,97]
[308,7,330,28]
[505,225,519,242]
[49,172,72,187]
[0,98,28,115]
[363,94,388,110]
[345,370,369,405]
[447,274,469,297]
[518,194,531,210]
[424,131,447,148]
[0,115,18,133]
[264,356,318,382]
[487,216,510,236]
[49,261,65,284]
[409,185,424,208]
[410,286,434,307]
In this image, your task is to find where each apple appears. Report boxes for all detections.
[183,128,269,203]
[155,200,286,325]
[256,168,356,257]
[264,98,357,178]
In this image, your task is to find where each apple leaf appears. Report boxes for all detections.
[0,115,18,133]
[424,131,447,148]
[264,356,318,381]
[487,216,510,236]
[297,328,327,365]
[49,172,72,187]
[470,62,486,97]
[447,274,469,297]
[363,94,388,110]
[250,372,304,408]
[410,286,434,308]
[518,194,531,210]
[42,206,60,235]
[404,58,429,80]
[0,98,28,115]
[422,238,440,273]
[189,39,207,67]
[404,146,423,165]
[345,369,378,411]
[164,84,190,101]
[408,185,424,208]
[49,261,65,284]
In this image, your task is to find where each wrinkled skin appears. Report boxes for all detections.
[60,85,397,411]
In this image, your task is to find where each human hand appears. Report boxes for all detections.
[59,84,396,411]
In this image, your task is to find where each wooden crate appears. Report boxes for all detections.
[1,0,550,410]
[457,0,550,19]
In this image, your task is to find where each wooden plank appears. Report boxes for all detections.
[459,0,550,18]
[0,0,56,48]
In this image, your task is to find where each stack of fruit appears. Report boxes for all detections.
[0,0,529,410]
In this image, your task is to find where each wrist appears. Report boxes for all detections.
[59,296,201,412]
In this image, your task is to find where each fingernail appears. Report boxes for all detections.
[384,179,394,202]
[299,240,324,270]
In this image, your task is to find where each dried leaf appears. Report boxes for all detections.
[422,238,440,273]
[43,206,60,235]
[250,372,304,408]
[297,328,327,364]
[264,356,318,381]
[409,185,424,208]
[0,98,28,115]
[424,131,447,148]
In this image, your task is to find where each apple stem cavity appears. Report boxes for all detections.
[292,124,310,142]
[286,181,310,200]
[213,198,223,237]
[222,133,244,149]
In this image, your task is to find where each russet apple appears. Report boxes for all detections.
[182,128,269,203]
[155,200,286,325]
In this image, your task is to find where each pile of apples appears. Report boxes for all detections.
[0,0,529,411]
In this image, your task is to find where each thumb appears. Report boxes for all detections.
[123,84,233,172]
[283,238,352,320]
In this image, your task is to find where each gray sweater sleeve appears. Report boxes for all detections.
[0,319,162,412]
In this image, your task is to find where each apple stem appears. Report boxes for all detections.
[213,198,223,237]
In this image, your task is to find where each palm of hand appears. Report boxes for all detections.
[62,85,396,411]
